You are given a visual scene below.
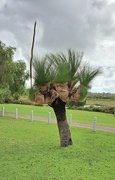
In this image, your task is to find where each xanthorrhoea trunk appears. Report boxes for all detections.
[51,98,73,147]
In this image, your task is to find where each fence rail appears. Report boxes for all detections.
[0,107,115,133]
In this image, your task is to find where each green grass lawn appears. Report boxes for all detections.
[0,116,115,180]
[0,103,115,127]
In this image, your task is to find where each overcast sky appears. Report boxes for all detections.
[0,0,115,93]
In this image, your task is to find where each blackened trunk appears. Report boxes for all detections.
[51,98,73,147]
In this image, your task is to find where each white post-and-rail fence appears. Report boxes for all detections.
[1,107,97,131]
[1,107,53,123]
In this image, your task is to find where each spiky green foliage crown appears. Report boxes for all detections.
[33,57,55,87]
[46,49,83,84]
[31,49,101,102]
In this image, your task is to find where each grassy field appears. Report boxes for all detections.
[86,98,115,107]
[0,104,115,127]
[0,116,115,180]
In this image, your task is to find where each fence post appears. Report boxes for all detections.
[2,107,4,117]
[68,114,72,126]
[15,108,18,119]
[30,110,33,121]
[48,112,51,124]
[93,117,97,131]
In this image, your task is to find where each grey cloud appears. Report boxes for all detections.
[0,0,96,51]
[86,0,115,39]
[101,67,115,78]
[1,0,115,52]
[0,0,115,92]
[91,0,107,9]
[91,65,115,93]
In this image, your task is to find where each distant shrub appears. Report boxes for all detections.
[12,93,20,100]
[67,101,86,109]
[0,87,11,103]
[76,105,115,114]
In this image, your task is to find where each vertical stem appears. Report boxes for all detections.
[57,120,72,147]
[52,98,73,147]
[30,21,37,88]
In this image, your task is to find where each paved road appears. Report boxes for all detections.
[2,112,115,133]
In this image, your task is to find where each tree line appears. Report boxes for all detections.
[87,92,115,100]
[0,41,29,103]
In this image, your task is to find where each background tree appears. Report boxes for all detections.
[0,41,29,102]
[0,41,15,86]
[9,60,29,100]
[30,49,101,147]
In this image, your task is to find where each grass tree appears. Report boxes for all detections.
[30,49,101,147]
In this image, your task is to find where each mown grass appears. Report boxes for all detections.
[0,116,115,180]
[0,104,115,127]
